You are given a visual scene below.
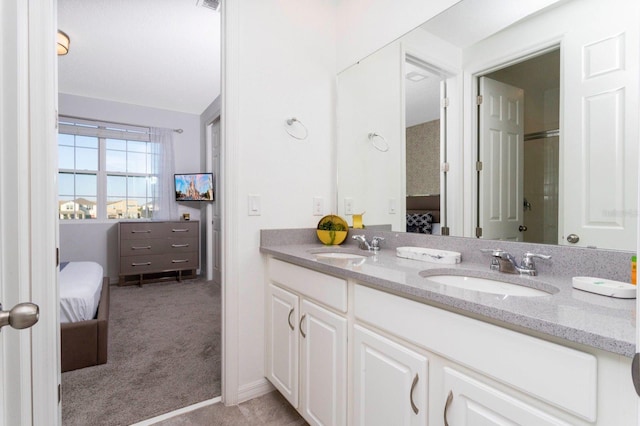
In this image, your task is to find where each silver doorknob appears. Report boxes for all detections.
[0,302,39,331]
[566,234,580,244]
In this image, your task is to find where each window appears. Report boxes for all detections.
[58,117,158,220]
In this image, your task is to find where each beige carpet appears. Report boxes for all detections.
[62,278,221,426]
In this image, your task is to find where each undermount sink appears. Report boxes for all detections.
[314,252,367,260]
[420,273,553,297]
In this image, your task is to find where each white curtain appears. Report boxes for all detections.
[149,128,178,220]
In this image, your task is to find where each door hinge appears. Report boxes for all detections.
[476,161,483,171]
[58,383,61,403]
[441,226,450,236]
[476,95,483,105]
[441,162,450,173]
[441,97,450,108]
[56,248,60,267]
[475,227,483,238]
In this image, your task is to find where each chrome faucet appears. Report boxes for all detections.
[353,235,384,251]
[481,249,551,276]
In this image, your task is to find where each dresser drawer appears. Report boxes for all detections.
[119,221,198,240]
[119,237,198,256]
[120,252,199,275]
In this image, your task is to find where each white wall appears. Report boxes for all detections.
[223,0,337,400]
[58,94,203,282]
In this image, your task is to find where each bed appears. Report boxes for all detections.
[60,261,110,372]
[406,195,441,235]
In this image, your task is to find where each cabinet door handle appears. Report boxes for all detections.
[299,314,306,338]
[410,373,419,415]
[287,308,294,331]
[172,228,189,233]
[131,246,151,250]
[131,230,151,233]
[171,243,189,248]
[171,259,189,264]
[444,390,453,426]
[132,262,151,266]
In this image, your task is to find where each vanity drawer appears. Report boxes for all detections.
[268,258,347,312]
[354,284,597,421]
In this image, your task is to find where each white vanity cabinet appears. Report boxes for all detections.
[353,324,428,425]
[354,283,637,426]
[266,258,348,426]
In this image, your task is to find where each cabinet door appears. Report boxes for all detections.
[353,325,428,426]
[299,299,348,426]
[442,367,571,426]
[266,284,299,408]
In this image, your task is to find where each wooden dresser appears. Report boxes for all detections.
[118,221,199,285]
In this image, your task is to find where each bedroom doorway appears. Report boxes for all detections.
[56,1,223,424]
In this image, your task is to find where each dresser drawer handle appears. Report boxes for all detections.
[171,244,189,248]
[131,246,152,250]
[132,262,152,266]
[131,230,151,233]
[171,259,189,264]
[172,229,190,233]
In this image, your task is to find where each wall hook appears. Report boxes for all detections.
[285,117,308,140]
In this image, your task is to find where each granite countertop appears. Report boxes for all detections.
[260,231,636,358]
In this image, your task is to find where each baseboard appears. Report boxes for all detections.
[237,378,275,404]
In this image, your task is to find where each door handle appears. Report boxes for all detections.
[518,225,527,232]
[566,233,580,244]
[443,390,453,426]
[0,302,39,331]
[410,373,419,414]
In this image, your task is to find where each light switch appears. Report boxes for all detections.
[388,198,396,214]
[313,197,324,216]
[248,195,261,216]
[344,198,354,215]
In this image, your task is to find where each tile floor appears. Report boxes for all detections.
[153,391,307,426]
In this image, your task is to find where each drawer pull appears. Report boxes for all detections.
[410,373,419,415]
[444,390,453,426]
[131,246,152,250]
[132,262,152,266]
[171,259,189,264]
[172,228,190,233]
[299,314,307,338]
[171,243,189,248]
[288,308,295,331]
[131,230,151,234]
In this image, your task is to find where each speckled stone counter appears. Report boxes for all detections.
[261,228,636,357]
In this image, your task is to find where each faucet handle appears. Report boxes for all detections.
[521,252,551,269]
[371,236,385,250]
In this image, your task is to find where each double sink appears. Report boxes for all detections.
[311,248,556,298]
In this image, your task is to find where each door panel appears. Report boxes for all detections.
[479,77,525,241]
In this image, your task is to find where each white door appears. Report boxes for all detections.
[1,0,60,424]
[560,0,638,250]
[353,325,427,426]
[478,77,525,241]
[442,367,569,425]
[266,284,299,408]
[205,118,222,283]
[299,299,347,426]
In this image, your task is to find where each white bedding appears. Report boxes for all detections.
[59,261,104,324]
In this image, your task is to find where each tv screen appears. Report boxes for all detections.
[175,173,214,201]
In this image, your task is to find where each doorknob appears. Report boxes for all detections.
[519,225,528,232]
[566,234,580,244]
[0,302,39,331]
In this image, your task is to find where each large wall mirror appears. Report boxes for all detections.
[336,0,639,251]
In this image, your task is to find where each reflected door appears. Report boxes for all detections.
[478,77,525,241]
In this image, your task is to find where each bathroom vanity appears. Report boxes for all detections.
[261,229,637,426]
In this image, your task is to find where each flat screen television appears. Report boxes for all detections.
[175,173,214,201]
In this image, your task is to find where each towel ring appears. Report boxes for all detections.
[285,117,308,140]
[368,133,389,152]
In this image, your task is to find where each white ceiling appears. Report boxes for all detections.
[57,0,221,115]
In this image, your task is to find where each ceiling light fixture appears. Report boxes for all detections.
[57,30,70,55]
[406,71,427,82]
